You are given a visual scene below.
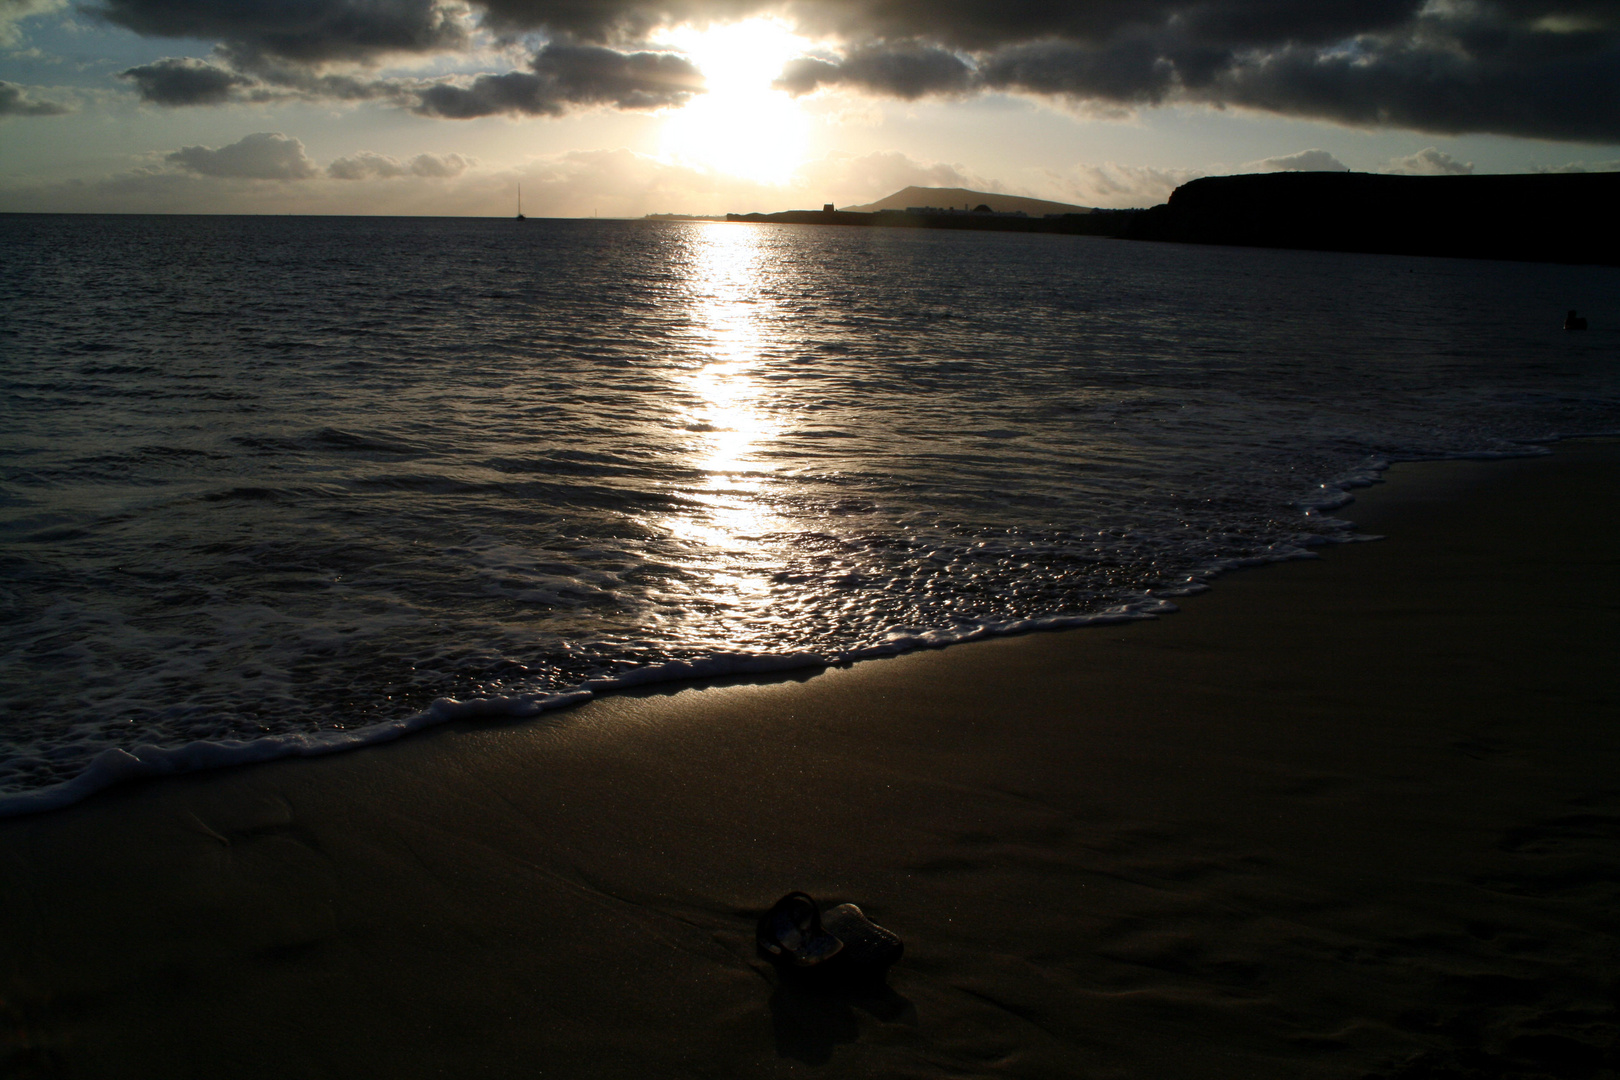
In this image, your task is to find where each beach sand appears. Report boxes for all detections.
[3,441,1618,1079]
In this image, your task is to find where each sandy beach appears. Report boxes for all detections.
[3,439,1618,1079]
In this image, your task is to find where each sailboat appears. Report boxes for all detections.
[516,182,525,221]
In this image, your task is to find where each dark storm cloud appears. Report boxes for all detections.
[471,0,758,42]
[773,0,1620,142]
[90,0,467,67]
[0,80,71,115]
[413,42,702,117]
[75,0,1620,140]
[120,57,248,105]
[786,0,1427,54]
[1207,28,1620,143]
[775,43,972,99]
[117,56,419,108]
[464,0,1421,53]
[976,37,1178,105]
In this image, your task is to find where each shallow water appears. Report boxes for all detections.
[2,213,1618,809]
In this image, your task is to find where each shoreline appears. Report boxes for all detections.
[724,207,1131,236]
[0,438,1541,821]
[3,439,1618,1078]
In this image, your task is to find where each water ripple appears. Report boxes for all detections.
[2,214,1618,802]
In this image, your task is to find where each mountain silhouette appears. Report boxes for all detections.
[839,186,1092,215]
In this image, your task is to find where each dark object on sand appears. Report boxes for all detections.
[1566,310,1588,330]
[757,893,903,985]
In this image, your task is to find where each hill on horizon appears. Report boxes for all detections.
[839,186,1093,215]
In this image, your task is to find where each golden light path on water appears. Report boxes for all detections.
[662,222,787,623]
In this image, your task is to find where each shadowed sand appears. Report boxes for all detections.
[3,441,1618,1079]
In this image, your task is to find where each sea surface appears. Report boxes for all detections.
[3,213,1618,814]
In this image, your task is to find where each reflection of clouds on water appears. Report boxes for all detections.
[662,223,787,610]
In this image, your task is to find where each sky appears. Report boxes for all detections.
[2,0,1618,216]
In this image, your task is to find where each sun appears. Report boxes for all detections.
[660,18,811,184]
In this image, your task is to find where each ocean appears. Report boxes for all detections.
[2,213,1617,814]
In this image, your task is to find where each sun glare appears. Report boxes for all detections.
[661,19,810,184]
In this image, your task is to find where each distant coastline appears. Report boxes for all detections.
[723,172,1620,265]
[724,206,1136,237]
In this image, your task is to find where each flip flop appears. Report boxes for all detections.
[757,892,844,966]
[757,893,904,983]
[821,902,904,973]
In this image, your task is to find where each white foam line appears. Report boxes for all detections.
[6,433,1610,821]
[0,690,586,819]
[0,601,1186,819]
[1295,435,1577,523]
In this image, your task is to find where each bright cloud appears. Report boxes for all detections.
[1381,147,1474,175]
[1241,149,1350,173]
[166,132,321,179]
[328,150,471,179]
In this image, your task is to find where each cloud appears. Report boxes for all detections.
[87,0,699,122]
[67,0,1620,140]
[240,65,421,105]
[89,0,468,68]
[1,139,1218,216]
[766,0,1620,142]
[115,55,419,108]
[785,0,1429,55]
[1381,146,1473,174]
[1536,158,1620,173]
[0,79,70,115]
[328,150,470,178]
[977,37,1179,105]
[414,42,702,117]
[776,44,973,99]
[120,57,249,105]
[0,136,483,212]
[472,0,761,43]
[1241,149,1350,173]
[799,149,987,197]
[110,41,702,121]
[166,131,320,179]
[512,146,999,217]
[1202,29,1620,143]
[0,143,997,217]
[1054,161,1203,207]
[0,0,66,45]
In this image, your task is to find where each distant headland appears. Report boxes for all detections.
[1124,171,1620,266]
[724,185,1132,237]
[838,186,1095,217]
[721,173,1620,265]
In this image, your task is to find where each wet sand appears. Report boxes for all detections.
[3,440,1618,1079]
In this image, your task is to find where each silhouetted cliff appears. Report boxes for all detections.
[1126,171,1620,265]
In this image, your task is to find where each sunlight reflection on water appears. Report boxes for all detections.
[3,213,1618,798]
[664,222,786,612]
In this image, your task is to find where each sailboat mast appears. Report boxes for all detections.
[516,181,524,220]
